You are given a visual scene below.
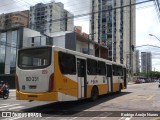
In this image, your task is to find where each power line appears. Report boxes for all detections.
[44,0,154,23]
[74,4,154,22]
[0,0,153,16]
[136,44,160,48]
[29,0,154,29]
[0,0,155,49]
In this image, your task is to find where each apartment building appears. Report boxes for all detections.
[29,2,74,34]
[0,10,29,30]
[90,0,136,73]
[141,52,152,73]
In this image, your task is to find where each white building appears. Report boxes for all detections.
[141,52,152,73]
[0,27,108,75]
[29,2,74,34]
[90,0,136,73]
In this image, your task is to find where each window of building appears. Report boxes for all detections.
[108,51,112,56]
[102,30,106,34]
[0,33,6,62]
[102,18,106,23]
[0,32,6,74]
[10,31,17,71]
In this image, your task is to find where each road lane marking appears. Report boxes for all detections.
[147,95,154,100]
[125,118,132,120]
[2,117,23,120]
[8,106,24,110]
[119,116,132,120]
[89,117,106,120]
[0,104,19,109]
[1,104,8,106]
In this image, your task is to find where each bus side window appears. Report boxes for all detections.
[59,62,65,73]
[117,66,123,76]
[112,65,117,76]
[98,61,106,75]
[58,52,76,75]
[87,59,97,75]
[107,65,112,77]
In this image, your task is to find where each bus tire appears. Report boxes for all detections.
[91,86,99,101]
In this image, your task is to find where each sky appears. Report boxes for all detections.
[0,0,160,71]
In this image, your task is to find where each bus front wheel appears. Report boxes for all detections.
[91,86,99,101]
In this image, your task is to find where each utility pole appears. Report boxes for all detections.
[88,35,90,55]
[129,0,132,79]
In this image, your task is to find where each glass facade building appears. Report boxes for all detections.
[0,30,19,74]
[0,27,50,75]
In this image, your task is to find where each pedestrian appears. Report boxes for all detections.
[1,83,8,96]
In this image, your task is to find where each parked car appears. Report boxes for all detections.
[135,79,141,84]
[140,79,145,83]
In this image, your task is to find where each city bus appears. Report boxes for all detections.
[16,45,127,102]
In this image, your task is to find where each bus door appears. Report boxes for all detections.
[77,58,87,99]
[106,65,113,93]
[123,68,127,88]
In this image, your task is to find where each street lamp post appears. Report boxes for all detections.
[149,34,160,42]
[149,34,159,73]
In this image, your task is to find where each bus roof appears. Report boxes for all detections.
[52,46,125,67]
[18,45,125,67]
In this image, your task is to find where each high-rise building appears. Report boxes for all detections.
[29,2,74,34]
[90,0,136,73]
[0,10,29,30]
[141,52,152,73]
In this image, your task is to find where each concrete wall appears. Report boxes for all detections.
[53,35,65,48]
[65,32,76,51]
[23,28,41,47]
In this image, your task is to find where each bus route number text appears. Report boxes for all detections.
[26,77,39,82]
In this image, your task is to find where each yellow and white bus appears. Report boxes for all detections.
[16,45,127,101]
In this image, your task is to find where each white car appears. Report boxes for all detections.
[140,79,145,83]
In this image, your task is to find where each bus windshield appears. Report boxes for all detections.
[18,47,51,69]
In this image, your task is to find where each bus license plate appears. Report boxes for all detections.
[26,77,39,81]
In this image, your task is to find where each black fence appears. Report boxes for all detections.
[0,74,15,89]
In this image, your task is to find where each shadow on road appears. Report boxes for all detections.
[21,92,131,117]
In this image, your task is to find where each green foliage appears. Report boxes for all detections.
[139,71,160,78]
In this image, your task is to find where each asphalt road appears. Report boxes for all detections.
[0,82,160,120]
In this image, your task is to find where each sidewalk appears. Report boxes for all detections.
[128,82,134,85]
[9,89,16,92]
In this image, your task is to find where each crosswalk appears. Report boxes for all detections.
[0,104,25,111]
[0,104,25,120]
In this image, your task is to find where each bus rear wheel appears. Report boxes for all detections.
[91,86,98,101]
